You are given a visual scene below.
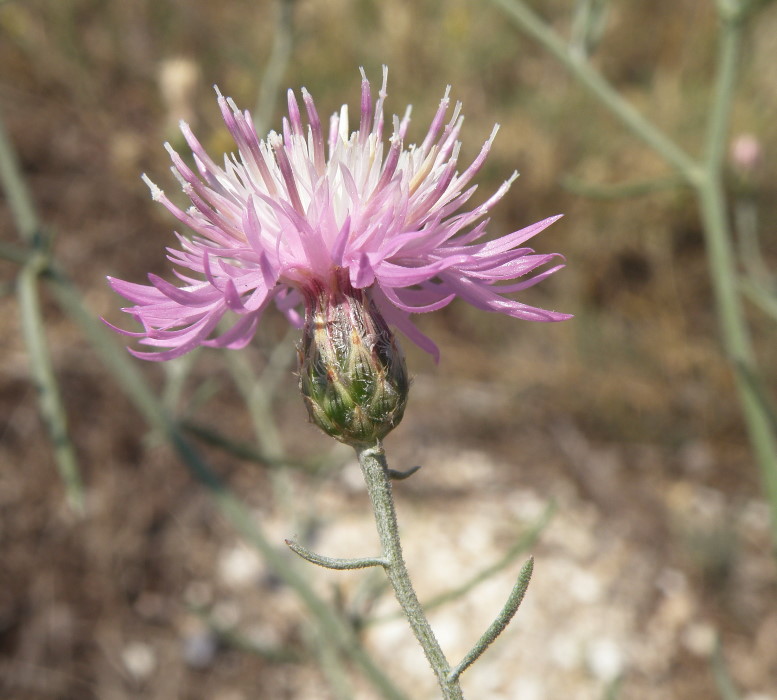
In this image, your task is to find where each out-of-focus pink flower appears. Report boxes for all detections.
[108,68,570,361]
[730,133,762,175]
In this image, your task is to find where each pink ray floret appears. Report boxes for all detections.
[108,68,571,361]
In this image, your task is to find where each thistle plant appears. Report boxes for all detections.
[107,68,569,699]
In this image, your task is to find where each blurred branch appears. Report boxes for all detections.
[740,278,777,323]
[253,0,296,134]
[188,604,303,663]
[694,10,777,552]
[0,112,40,243]
[161,351,200,414]
[489,0,701,182]
[225,332,295,462]
[491,0,777,556]
[181,418,329,472]
[224,331,348,535]
[601,675,623,700]
[1,110,84,514]
[560,174,686,199]
[225,338,299,526]
[17,263,84,514]
[711,637,741,700]
[305,623,356,700]
[426,501,553,613]
[0,240,32,265]
[732,359,777,435]
[569,0,611,59]
[703,10,739,173]
[734,197,771,287]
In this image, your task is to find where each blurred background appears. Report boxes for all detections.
[1,0,777,698]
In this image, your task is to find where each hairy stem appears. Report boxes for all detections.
[357,444,464,700]
[448,557,533,683]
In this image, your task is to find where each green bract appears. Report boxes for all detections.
[298,270,409,446]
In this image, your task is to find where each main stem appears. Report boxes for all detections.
[357,444,464,700]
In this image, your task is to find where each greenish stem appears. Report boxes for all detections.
[419,501,551,617]
[703,10,740,173]
[253,0,295,134]
[569,0,610,59]
[305,623,356,700]
[0,113,40,243]
[602,675,624,700]
[560,174,687,200]
[161,351,200,415]
[734,197,770,286]
[0,240,32,265]
[225,331,296,462]
[447,557,533,683]
[189,603,303,663]
[224,335,318,539]
[490,0,702,182]
[740,279,777,323]
[694,16,777,551]
[368,500,554,626]
[387,464,422,480]
[694,16,744,312]
[492,0,777,553]
[1,110,84,514]
[181,419,326,471]
[711,636,742,700]
[357,444,464,700]
[286,539,388,570]
[697,179,777,549]
[17,263,84,514]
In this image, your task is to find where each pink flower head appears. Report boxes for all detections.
[108,68,570,362]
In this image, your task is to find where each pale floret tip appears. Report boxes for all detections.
[141,173,163,201]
